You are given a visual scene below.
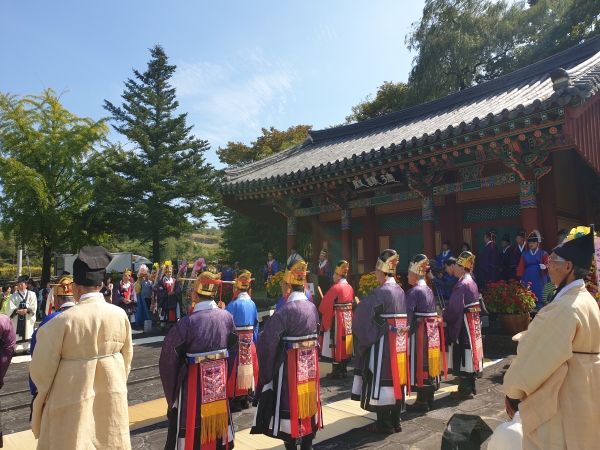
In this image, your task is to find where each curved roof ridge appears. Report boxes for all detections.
[309,35,600,143]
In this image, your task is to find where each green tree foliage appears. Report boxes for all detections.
[103,45,218,263]
[405,0,527,104]
[345,81,411,123]
[217,125,312,278]
[0,89,109,285]
[217,125,312,168]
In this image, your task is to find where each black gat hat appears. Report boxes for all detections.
[73,246,113,286]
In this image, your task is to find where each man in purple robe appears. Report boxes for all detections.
[251,258,321,450]
[443,251,484,399]
[159,266,239,450]
[405,254,443,412]
[0,313,16,447]
[509,229,527,280]
[352,249,407,434]
[480,229,501,289]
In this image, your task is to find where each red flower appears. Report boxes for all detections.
[527,281,533,285]
[502,291,508,297]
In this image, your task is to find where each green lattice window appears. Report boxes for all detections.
[464,203,520,223]
[352,222,364,234]
[380,215,421,231]
[322,223,341,237]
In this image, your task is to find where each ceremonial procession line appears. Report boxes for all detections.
[4,326,500,449]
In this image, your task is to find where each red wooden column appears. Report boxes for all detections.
[422,196,436,259]
[287,216,297,257]
[538,156,558,245]
[341,209,352,262]
[519,178,539,233]
[311,216,321,268]
[363,206,377,271]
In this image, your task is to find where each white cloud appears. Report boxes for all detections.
[172,48,297,149]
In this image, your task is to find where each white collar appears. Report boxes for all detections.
[519,243,526,251]
[552,279,585,302]
[338,278,348,285]
[237,292,251,300]
[442,250,449,257]
[319,259,328,269]
[384,277,396,285]
[530,248,539,255]
[121,281,131,289]
[417,279,427,286]
[287,290,307,303]
[486,241,492,246]
[513,411,521,423]
[193,300,218,312]
[163,276,173,282]
[59,302,76,310]
[503,246,510,253]
[462,273,473,281]
[268,260,274,266]
[79,292,104,301]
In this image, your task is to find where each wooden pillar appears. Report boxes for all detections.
[519,179,539,233]
[311,216,321,268]
[364,206,377,271]
[341,209,352,262]
[287,216,297,257]
[422,196,436,259]
[539,157,559,246]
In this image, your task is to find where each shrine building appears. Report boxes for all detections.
[220,37,600,279]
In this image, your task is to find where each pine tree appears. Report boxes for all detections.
[103,45,217,262]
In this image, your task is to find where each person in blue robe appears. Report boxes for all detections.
[517,230,549,310]
[436,241,454,268]
[263,252,279,283]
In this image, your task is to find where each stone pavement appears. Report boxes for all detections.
[2,324,514,449]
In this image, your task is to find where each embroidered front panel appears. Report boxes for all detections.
[342,310,353,335]
[394,318,408,353]
[297,347,317,383]
[238,330,254,365]
[200,359,227,404]
[472,313,483,352]
[426,322,440,349]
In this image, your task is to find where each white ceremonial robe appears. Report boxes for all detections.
[6,290,37,341]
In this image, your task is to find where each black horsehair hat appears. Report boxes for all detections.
[502,234,511,243]
[553,227,595,270]
[73,246,113,286]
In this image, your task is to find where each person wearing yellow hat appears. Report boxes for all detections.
[405,254,446,412]
[113,268,138,324]
[352,249,407,434]
[318,260,354,380]
[156,261,182,332]
[225,270,259,411]
[443,251,483,400]
[504,226,600,449]
[159,265,238,449]
[29,274,76,396]
[251,258,322,450]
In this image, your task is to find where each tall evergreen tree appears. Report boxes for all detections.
[103,45,218,263]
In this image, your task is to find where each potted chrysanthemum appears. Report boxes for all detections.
[483,280,536,335]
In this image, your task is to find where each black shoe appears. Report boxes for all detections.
[366,421,394,434]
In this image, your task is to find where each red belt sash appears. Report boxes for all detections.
[185,349,230,450]
[465,304,483,371]
[335,304,353,362]
[387,316,410,398]
[227,327,258,398]
[284,337,322,439]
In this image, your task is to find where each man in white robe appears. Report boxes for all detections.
[6,278,37,349]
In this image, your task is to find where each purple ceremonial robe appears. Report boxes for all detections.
[406,282,440,392]
[499,246,512,281]
[251,291,320,443]
[0,314,15,446]
[480,241,501,286]
[112,281,137,317]
[442,275,481,376]
[157,277,182,323]
[159,301,238,450]
[351,278,406,412]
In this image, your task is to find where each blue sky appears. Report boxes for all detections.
[1,1,426,225]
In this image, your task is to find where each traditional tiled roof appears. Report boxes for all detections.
[222,36,600,191]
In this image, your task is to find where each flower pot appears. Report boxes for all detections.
[498,313,530,336]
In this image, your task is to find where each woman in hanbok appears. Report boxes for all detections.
[517,230,549,310]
